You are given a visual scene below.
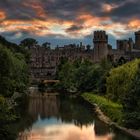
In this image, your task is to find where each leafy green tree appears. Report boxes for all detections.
[106,59,140,128]
[56,59,104,93]
[122,68,140,129]
[0,46,15,97]
[42,42,51,48]
[98,59,112,94]
[57,62,76,92]
[0,95,17,139]
[0,45,29,97]
[20,38,38,48]
[0,35,19,53]
[106,59,139,101]
[0,96,16,123]
[0,39,29,139]
[74,61,102,92]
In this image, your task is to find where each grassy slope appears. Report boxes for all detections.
[82,93,123,124]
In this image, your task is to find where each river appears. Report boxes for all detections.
[13,88,138,140]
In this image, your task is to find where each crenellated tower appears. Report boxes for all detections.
[93,31,109,62]
[134,31,140,49]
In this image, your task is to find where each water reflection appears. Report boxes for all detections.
[18,124,112,140]
[27,91,95,127]
[16,90,136,140]
[28,94,60,120]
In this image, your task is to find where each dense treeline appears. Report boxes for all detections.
[0,45,29,97]
[107,59,140,129]
[0,36,29,139]
[56,58,140,129]
[56,58,112,93]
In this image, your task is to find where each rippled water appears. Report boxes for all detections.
[15,89,137,140]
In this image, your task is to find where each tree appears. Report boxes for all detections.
[106,59,139,101]
[98,59,112,94]
[0,36,23,54]
[0,45,29,97]
[42,42,51,48]
[86,45,91,51]
[57,62,76,92]
[0,40,29,139]
[74,61,102,92]
[122,68,140,129]
[56,59,104,93]
[0,46,15,97]
[117,57,126,66]
[20,38,38,48]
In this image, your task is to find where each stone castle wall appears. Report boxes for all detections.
[29,44,94,81]
[29,30,140,81]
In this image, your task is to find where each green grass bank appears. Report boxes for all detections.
[81,93,123,124]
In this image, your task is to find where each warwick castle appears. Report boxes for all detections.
[29,30,140,81]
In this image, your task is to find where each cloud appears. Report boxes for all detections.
[108,0,140,23]
[0,0,139,46]
[66,25,84,33]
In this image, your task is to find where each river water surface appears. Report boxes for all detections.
[15,88,137,140]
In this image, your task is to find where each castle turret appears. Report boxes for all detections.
[134,31,140,49]
[117,38,133,52]
[93,31,109,62]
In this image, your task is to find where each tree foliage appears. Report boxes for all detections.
[0,37,29,138]
[0,45,29,97]
[106,59,140,102]
[56,59,111,93]
[20,38,38,48]
[57,57,140,128]
[106,59,140,128]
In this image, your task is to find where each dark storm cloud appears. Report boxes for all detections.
[1,30,29,37]
[0,0,139,23]
[0,0,108,21]
[0,0,139,47]
[108,0,140,22]
[66,25,84,33]
[0,0,45,20]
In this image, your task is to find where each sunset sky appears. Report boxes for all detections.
[0,0,140,47]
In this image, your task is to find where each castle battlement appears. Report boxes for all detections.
[29,30,140,81]
[93,31,108,43]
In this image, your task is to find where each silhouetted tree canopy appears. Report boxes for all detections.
[20,38,38,48]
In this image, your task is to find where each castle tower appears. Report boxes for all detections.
[134,31,140,49]
[117,38,133,52]
[93,31,109,62]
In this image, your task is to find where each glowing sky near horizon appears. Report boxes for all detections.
[0,0,140,47]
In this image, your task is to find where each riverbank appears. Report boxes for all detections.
[81,93,140,139]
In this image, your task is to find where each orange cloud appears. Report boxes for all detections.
[0,9,139,40]
[65,14,111,38]
[0,10,6,20]
[128,19,140,30]
[23,1,47,19]
[0,18,74,37]
[102,3,118,13]
[102,4,113,12]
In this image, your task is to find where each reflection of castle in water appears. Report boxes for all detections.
[18,124,112,140]
[27,92,95,126]
[17,93,112,140]
[28,93,60,120]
